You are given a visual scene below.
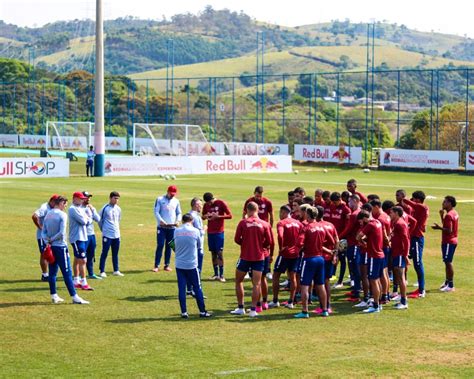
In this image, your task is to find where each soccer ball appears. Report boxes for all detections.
[159,174,165,178]
[363,168,370,173]
[170,174,176,180]
[294,170,299,175]
[323,169,328,173]
[164,175,170,180]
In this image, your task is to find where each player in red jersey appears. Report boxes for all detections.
[257,220,274,312]
[432,196,459,292]
[389,206,410,310]
[357,210,385,313]
[231,202,273,317]
[290,198,303,221]
[242,186,274,226]
[401,191,429,299]
[326,192,351,288]
[347,178,368,204]
[293,187,306,201]
[286,191,295,209]
[243,186,275,283]
[202,192,232,282]
[340,194,362,300]
[370,199,391,304]
[294,207,331,318]
[269,205,303,309]
[395,189,414,216]
[314,189,325,207]
[315,205,338,314]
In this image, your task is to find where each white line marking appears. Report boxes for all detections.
[457,200,474,203]
[215,367,271,376]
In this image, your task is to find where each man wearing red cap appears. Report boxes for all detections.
[69,191,93,291]
[153,185,182,272]
[32,194,59,281]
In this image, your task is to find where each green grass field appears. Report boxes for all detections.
[1,161,473,377]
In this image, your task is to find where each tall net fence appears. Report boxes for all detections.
[1,68,472,154]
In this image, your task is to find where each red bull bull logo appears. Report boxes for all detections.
[250,158,278,171]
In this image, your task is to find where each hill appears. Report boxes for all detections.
[0,8,473,76]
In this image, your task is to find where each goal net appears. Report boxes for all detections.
[132,123,217,156]
[45,121,93,151]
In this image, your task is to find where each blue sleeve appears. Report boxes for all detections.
[154,198,164,224]
[176,200,182,223]
[50,213,67,242]
[69,207,88,225]
[92,208,101,223]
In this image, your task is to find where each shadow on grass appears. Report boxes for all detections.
[3,287,46,293]
[0,279,41,285]
[122,270,151,275]
[106,310,233,324]
[120,295,174,302]
[0,301,49,308]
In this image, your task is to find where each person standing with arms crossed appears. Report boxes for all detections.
[202,192,232,282]
[99,191,123,277]
[153,185,182,272]
[42,196,89,304]
[174,213,212,319]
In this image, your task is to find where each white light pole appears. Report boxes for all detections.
[94,0,105,176]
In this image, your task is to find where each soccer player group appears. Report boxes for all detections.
[33,179,459,319]
[33,191,122,305]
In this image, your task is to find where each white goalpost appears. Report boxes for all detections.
[132,123,217,156]
[45,121,93,151]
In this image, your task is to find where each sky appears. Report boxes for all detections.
[1,0,473,37]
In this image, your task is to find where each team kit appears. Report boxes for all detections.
[33,179,459,318]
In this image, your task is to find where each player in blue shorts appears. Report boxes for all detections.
[432,196,459,292]
[69,192,93,291]
[42,196,89,305]
[294,207,330,318]
[202,192,232,282]
[357,210,384,314]
[32,194,58,281]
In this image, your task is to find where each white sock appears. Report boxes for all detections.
[74,276,80,284]
[51,293,58,299]
[42,273,49,277]
[72,294,81,301]
[80,277,87,286]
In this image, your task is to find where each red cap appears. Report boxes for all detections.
[73,191,88,200]
[167,185,178,194]
[49,194,59,202]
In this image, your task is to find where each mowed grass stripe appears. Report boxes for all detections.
[0,161,473,377]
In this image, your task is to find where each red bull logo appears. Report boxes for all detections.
[251,161,263,169]
[250,158,278,171]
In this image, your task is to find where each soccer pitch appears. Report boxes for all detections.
[1,161,473,377]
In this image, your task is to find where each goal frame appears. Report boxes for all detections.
[45,121,93,151]
[132,123,209,157]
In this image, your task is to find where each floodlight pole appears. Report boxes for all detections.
[93,0,105,176]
